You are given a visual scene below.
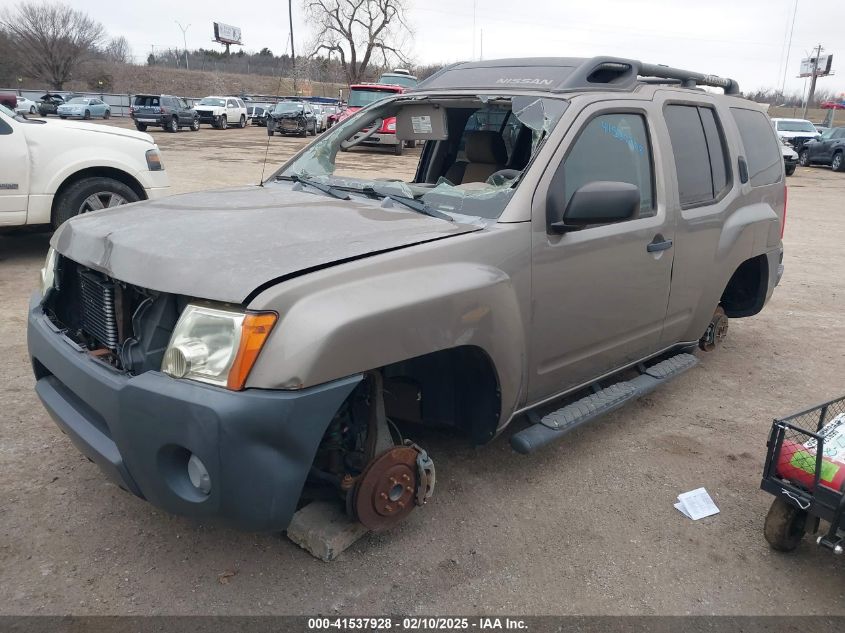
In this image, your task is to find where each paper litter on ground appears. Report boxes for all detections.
[674,487,720,521]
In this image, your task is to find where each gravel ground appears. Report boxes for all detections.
[1,120,844,615]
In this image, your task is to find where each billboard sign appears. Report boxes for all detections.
[213,22,242,45]
[799,54,833,78]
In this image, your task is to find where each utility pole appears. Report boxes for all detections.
[289,0,297,93]
[472,0,477,60]
[802,44,823,119]
[175,22,190,71]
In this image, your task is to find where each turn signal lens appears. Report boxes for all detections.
[227,312,278,390]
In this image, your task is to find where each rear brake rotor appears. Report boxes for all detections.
[353,446,421,531]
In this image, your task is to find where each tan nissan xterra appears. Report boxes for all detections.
[29,57,786,532]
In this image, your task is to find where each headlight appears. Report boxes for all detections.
[39,247,58,298]
[161,303,277,390]
[145,149,164,171]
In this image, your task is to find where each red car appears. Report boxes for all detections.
[330,83,407,155]
[0,92,18,110]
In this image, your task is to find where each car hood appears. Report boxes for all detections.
[777,130,817,138]
[30,118,154,143]
[52,184,482,304]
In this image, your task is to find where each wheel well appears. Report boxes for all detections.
[381,346,502,445]
[721,254,769,318]
[52,167,147,215]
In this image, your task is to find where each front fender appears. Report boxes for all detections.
[37,152,154,197]
[246,262,526,427]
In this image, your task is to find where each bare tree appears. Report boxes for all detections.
[304,0,412,84]
[0,1,104,89]
[104,36,132,64]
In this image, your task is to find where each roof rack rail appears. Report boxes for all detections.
[557,57,741,95]
[414,56,741,95]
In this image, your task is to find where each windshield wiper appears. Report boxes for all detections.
[361,187,453,223]
[280,174,350,200]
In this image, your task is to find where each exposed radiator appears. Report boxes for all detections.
[78,269,119,350]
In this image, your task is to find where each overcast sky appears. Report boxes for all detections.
[22,0,843,96]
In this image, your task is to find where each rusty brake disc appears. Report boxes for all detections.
[353,445,421,531]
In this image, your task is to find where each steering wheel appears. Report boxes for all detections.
[340,118,384,150]
[486,169,522,187]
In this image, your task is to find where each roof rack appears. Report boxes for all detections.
[414,56,741,95]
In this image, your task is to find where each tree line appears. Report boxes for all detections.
[0,0,435,92]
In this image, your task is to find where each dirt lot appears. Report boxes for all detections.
[1,119,844,616]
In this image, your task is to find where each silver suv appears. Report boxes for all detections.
[28,57,786,533]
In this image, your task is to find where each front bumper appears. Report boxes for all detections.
[196,111,221,124]
[350,132,399,146]
[27,294,361,532]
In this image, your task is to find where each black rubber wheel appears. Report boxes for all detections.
[267,129,274,136]
[29,105,36,114]
[103,109,110,119]
[832,152,844,172]
[239,114,246,128]
[394,143,403,156]
[83,110,90,120]
[190,118,200,131]
[167,116,179,133]
[219,115,228,130]
[51,177,140,228]
[785,164,796,177]
[764,497,808,552]
[799,149,810,167]
[135,122,148,132]
[60,115,67,119]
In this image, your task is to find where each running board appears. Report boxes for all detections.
[510,353,699,455]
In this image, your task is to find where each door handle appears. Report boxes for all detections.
[647,237,673,253]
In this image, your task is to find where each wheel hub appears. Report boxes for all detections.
[699,306,728,351]
[353,444,435,531]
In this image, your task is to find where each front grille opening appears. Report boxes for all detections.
[44,259,183,375]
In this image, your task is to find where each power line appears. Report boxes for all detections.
[779,0,798,96]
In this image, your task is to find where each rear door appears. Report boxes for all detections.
[529,102,674,401]
[134,96,160,122]
[227,98,238,122]
[658,99,735,346]
[0,113,29,222]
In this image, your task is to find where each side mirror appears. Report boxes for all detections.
[548,181,640,234]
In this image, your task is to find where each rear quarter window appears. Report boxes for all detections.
[730,108,782,187]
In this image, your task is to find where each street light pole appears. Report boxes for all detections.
[175,21,191,71]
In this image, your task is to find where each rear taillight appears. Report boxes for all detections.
[161,106,168,115]
[128,105,134,114]
[781,184,787,238]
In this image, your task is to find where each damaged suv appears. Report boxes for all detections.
[28,57,786,534]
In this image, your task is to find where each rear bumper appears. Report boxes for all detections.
[132,115,166,125]
[27,294,362,532]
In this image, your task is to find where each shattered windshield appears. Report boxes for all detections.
[272,94,568,220]
[348,89,400,108]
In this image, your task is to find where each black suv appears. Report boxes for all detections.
[799,127,845,172]
[266,100,318,137]
[130,94,199,132]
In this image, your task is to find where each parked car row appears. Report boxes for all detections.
[770,117,845,174]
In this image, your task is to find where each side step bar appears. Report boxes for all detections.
[510,353,699,455]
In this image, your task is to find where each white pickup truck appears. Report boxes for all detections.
[0,104,169,229]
